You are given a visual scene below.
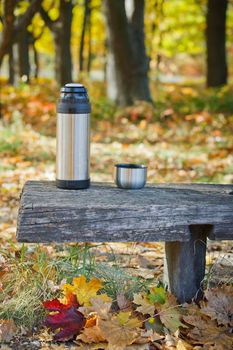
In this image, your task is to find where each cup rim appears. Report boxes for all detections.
[115,163,147,169]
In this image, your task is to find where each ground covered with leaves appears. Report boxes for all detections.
[0,81,233,349]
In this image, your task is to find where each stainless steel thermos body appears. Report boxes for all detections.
[56,83,91,189]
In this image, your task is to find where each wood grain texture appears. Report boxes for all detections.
[17,181,233,243]
[164,225,208,303]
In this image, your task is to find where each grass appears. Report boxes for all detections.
[0,245,60,328]
[0,121,23,155]
[0,243,152,329]
[94,263,151,300]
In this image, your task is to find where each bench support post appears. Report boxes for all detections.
[164,225,208,303]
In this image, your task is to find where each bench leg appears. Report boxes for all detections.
[164,225,208,303]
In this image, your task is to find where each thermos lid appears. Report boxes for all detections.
[61,83,86,93]
[57,83,91,114]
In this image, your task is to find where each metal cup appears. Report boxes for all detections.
[115,164,147,189]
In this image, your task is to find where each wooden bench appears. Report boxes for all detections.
[17,181,233,303]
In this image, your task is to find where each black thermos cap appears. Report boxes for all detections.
[57,83,91,114]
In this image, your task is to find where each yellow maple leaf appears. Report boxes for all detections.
[62,275,103,306]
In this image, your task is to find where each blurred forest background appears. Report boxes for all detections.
[1,0,233,94]
[0,0,233,182]
[0,0,233,239]
[0,2,233,347]
[0,0,233,188]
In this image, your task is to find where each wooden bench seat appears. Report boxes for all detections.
[17,181,233,302]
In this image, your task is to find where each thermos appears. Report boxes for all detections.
[56,83,91,189]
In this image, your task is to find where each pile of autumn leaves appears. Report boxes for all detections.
[43,276,233,349]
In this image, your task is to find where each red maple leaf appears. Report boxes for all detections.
[43,297,85,341]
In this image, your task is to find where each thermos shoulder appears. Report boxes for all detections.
[57,99,91,114]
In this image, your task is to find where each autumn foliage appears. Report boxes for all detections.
[42,275,233,349]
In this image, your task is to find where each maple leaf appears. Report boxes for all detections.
[133,292,155,316]
[183,314,233,350]
[134,290,183,334]
[98,311,142,348]
[79,294,112,319]
[149,287,166,305]
[201,286,233,326]
[43,294,79,310]
[43,298,85,341]
[155,294,183,334]
[90,295,112,319]
[77,322,106,343]
[63,276,103,306]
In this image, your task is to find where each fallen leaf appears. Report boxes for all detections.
[85,315,98,328]
[156,294,183,333]
[0,319,17,342]
[201,286,233,326]
[133,293,155,316]
[183,315,233,349]
[63,276,103,306]
[176,339,193,349]
[75,343,107,350]
[140,329,164,343]
[0,346,12,350]
[149,287,167,305]
[77,322,106,343]
[80,294,112,319]
[164,332,176,347]
[99,311,142,348]
[43,298,85,341]
[117,293,131,310]
[90,295,112,319]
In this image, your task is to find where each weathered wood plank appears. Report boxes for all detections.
[17,181,233,243]
[164,225,208,303]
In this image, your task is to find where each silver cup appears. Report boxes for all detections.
[115,164,147,189]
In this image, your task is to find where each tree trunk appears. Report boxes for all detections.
[79,0,90,72]
[40,0,73,85]
[33,43,39,79]
[8,45,15,84]
[206,0,228,87]
[54,30,63,85]
[0,0,15,67]
[59,0,73,84]
[105,0,134,105]
[105,0,151,105]
[18,25,30,82]
[0,0,42,67]
[87,4,92,73]
[130,0,151,101]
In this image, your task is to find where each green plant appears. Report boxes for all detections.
[93,263,152,300]
[0,245,60,328]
